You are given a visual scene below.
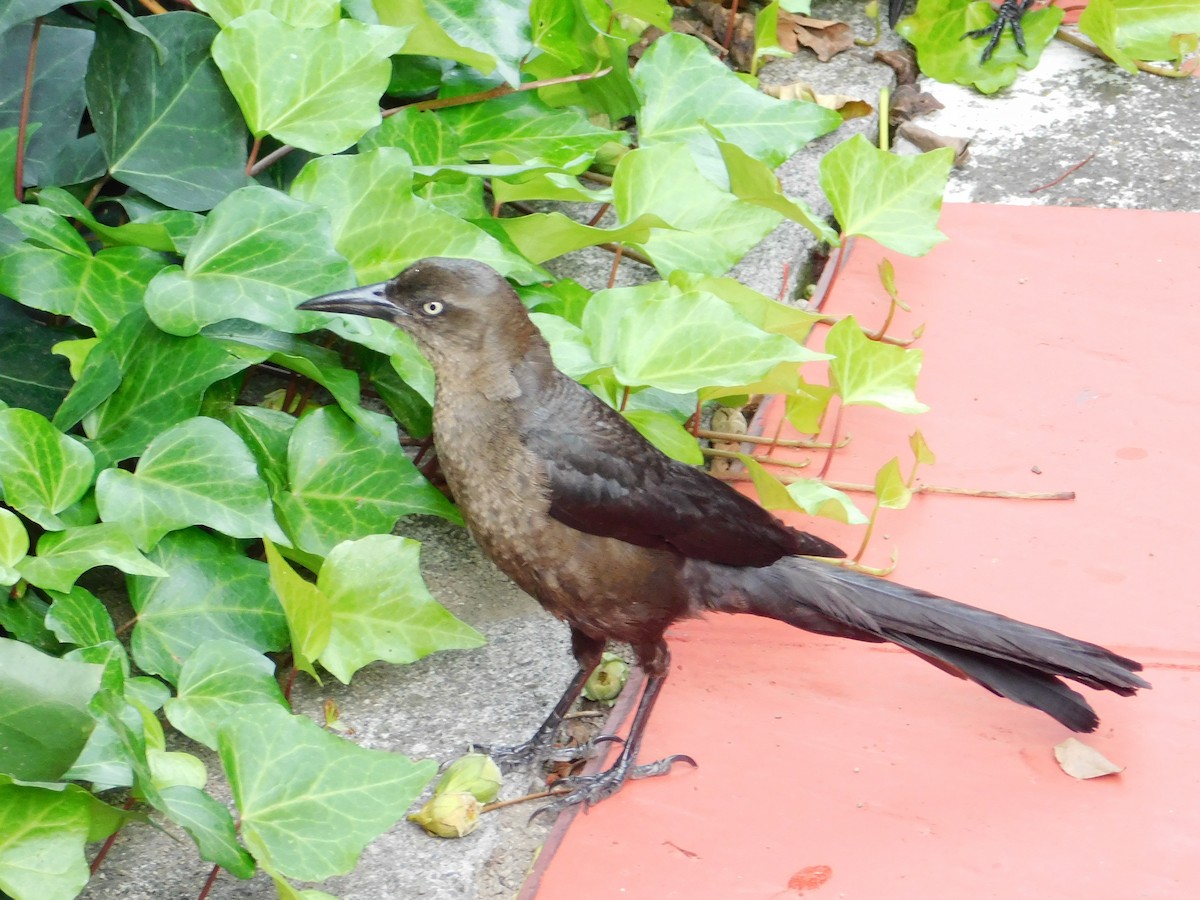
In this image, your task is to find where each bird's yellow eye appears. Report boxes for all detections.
[422,300,444,316]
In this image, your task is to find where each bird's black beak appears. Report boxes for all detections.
[298,282,397,321]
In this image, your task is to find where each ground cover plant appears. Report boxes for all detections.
[0,2,977,897]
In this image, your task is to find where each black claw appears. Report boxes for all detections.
[528,751,696,823]
[962,0,1035,65]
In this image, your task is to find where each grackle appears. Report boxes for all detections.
[301,258,1147,815]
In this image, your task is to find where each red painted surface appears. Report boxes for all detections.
[535,204,1200,899]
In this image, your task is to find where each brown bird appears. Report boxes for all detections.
[300,258,1147,814]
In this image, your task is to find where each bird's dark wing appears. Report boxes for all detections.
[517,374,844,567]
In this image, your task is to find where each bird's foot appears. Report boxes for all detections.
[962,0,1034,64]
[531,752,697,821]
[471,734,622,771]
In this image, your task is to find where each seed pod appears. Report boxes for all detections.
[408,791,482,838]
[583,652,630,705]
[434,752,502,803]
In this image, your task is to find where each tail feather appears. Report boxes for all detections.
[698,556,1149,732]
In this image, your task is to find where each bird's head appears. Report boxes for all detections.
[299,258,541,372]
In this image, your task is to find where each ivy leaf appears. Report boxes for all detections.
[158,785,256,879]
[313,534,485,683]
[0,300,75,419]
[86,12,251,210]
[898,0,1063,94]
[874,457,913,510]
[18,524,169,594]
[36,188,185,253]
[0,23,105,188]
[164,639,289,750]
[434,75,626,167]
[714,136,839,245]
[582,281,825,393]
[219,703,437,881]
[212,11,410,154]
[128,528,288,685]
[275,407,461,556]
[0,781,115,900]
[633,33,841,186]
[787,478,868,525]
[68,311,254,468]
[0,638,102,781]
[291,147,543,284]
[96,417,287,550]
[144,185,354,337]
[621,410,703,465]
[529,312,600,381]
[0,508,28,587]
[614,143,781,277]
[0,240,167,338]
[1080,0,1200,72]
[826,316,929,414]
[672,272,824,343]
[218,405,296,494]
[375,0,506,76]
[419,0,532,87]
[0,408,95,530]
[45,587,118,648]
[194,0,341,28]
[263,539,330,681]
[819,134,953,257]
[496,211,671,264]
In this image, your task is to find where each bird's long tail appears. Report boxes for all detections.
[697,557,1149,732]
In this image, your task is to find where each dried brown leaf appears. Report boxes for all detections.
[780,13,855,62]
[890,83,945,123]
[693,0,756,71]
[763,81,873,121]
[875,47,919,84]
[1053,737,1125,780]
[896,122,971,167]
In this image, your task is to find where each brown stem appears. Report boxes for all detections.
[714,470,1075,501]
[481,787,569,814]
[817,402,843,479]
[83,175,110,209]
[196,864,221,900]
[1053,27,1187,76]
[703,447,811,469]
[90,797,138,875]
[135,0,169,13]
[245,135,262,176]
[723,0,741,52]
[407,67,613,113]
[248,143,293,177]
[607,243,624,287]
[1029,152,1095,194]
[597,242,653,267]
[696,428,838,449]
[14,17,43,203]
[586,203,612,227]
[619,385,631,412]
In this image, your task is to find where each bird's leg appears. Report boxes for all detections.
[472,629,606,768]
[963,0,1035,64]
[533,646,697,818]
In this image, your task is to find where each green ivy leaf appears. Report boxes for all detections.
[18,524,169,594]
[35,188,182,253]
[158,784,256,879]
[754,0,792,74]
[212,11,409,154]
[96,417,287,550]
[529,312,600,381]
[420,0,532,87]
[128,528,288,684]
[621,409,703,464]
[819,134,953,256]
[67,311,254,468]
[164,639,288,750]
[633,33,841,185]
[144,186,353,337]
[263,538,330,681]
[0,781,113,900]
[671,272,824,343]
[275,405,461,558]
[45,587,118,648]
[291,147,543,284]
[0,508,27,586]
[898,0,1063,94]
[194,0,341,28]
[86,12,251,210]
[787,477,868,525]
[0,300,75,419]
[219,703,436,881]
[496,211,671,264]
[0,638,102,781]
[315,534,485,683]
[0,24,105,188]
[219,405,296,494]
[874,456,913,510]
[582,281,825,393]
[375,0,498,74]
[614,143,781,277]
[1080,0,1200,72]
[0,408,95,530]
[825,316,929,414]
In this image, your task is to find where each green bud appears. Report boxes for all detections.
[434,752,502,803]
[583,652,630,705]
[408,791,481,838]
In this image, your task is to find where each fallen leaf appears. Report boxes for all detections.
[896,122,971,167]
[693,0,757,71]
[763,81,873,120]
[889,83,945,123]
[1054,737,1124,780]
[874,47,920,84]
[780,13,855,62]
